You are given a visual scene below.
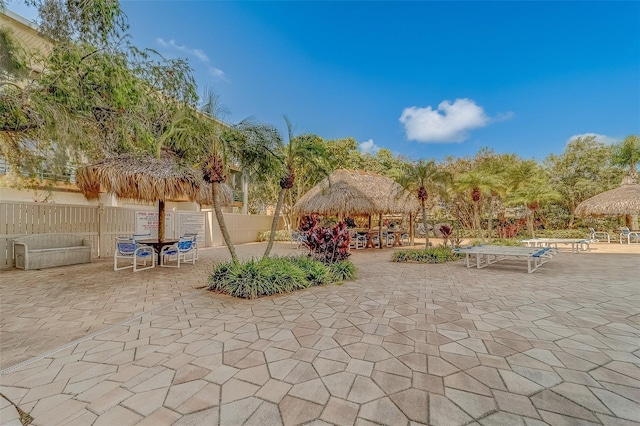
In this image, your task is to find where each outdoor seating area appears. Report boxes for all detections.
[454,244,557,273]
[113,234,199,271]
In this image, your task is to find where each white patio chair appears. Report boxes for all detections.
[589,227,610,243]
[114,237,155,272]
[160,235,197,268]
[619,227,640,244]
[181,233,199,260]
[349,231,367,250]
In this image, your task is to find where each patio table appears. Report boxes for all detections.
[138,239,179,265]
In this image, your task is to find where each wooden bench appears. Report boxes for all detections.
[13,234,91,270]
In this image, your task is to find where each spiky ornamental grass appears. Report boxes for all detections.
[209,256,356,299]
[391,246,460,264]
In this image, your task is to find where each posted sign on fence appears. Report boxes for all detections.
[178,212,206,243]
[135,211,175,239]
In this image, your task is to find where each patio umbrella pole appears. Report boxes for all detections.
[158,200,165,241]
[379,215,383,249]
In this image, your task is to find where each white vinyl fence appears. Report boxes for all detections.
[0,202,278,269]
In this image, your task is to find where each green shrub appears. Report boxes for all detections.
[391,246,460,263]
[329,260,357,282]
[534,229,590,239]
[209,256,355,299]
[288,256,333,286]
[257,230,292,242]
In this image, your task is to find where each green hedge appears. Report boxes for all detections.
[257,230,293,242]
[391,246,460,263]
[470,238,523,246]
[533,229,591,239]
[208,256,356,299]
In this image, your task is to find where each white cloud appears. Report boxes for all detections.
[568,133,620,145]
[359,139,381,154]
[156,38,209,62]
[208,67,225,79]
[156,38,226,82]
[399,98,491,143]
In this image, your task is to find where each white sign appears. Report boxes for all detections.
[135,211,174,239]
[178,212,206,243]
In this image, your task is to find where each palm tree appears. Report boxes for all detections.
[611,134,640,228]
[262,117,329,259]
[612,134,640,176]
[454,170,502,242]
[397,159,450,248]
[509,177,562,238]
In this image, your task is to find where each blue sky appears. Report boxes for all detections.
[8,1,640,161]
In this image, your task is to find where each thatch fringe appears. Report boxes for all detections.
[293,169,419,217]
[575,174,640,217]
[76,151,231,205]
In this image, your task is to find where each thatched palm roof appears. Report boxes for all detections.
[293,169,420,217]
[76,151,231,205]
[575,173,640,217]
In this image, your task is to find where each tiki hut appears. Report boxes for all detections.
[575,172,640,230]
[293,169,420,247]
[77,151,230,241]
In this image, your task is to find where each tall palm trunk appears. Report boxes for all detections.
[421,201,430,248]
[263,187,286,259]
[213,182,238,262]
[526,205,536,238]
[474,202,484,242]
[487,195,495,241]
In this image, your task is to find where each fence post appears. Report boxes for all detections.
[98,203,105,258]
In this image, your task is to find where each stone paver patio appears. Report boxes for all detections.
[1,241,639,425]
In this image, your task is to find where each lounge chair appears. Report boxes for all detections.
[454,245,557,273]
[589,227,610,243]
[619,227,640,244]
[114,237,156,272]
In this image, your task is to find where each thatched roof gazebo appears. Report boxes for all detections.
[77,151,230,241]
[575,173,640,230]
[293,169,420,247]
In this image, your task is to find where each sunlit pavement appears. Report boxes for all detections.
[1,240,639,425]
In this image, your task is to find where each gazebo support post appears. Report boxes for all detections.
[378,215,383,249]
[409,213,414,246]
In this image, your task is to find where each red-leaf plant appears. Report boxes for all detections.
[300,216,351,263]
[438,224,453,247]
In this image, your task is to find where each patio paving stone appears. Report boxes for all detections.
[1,241,639,425]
